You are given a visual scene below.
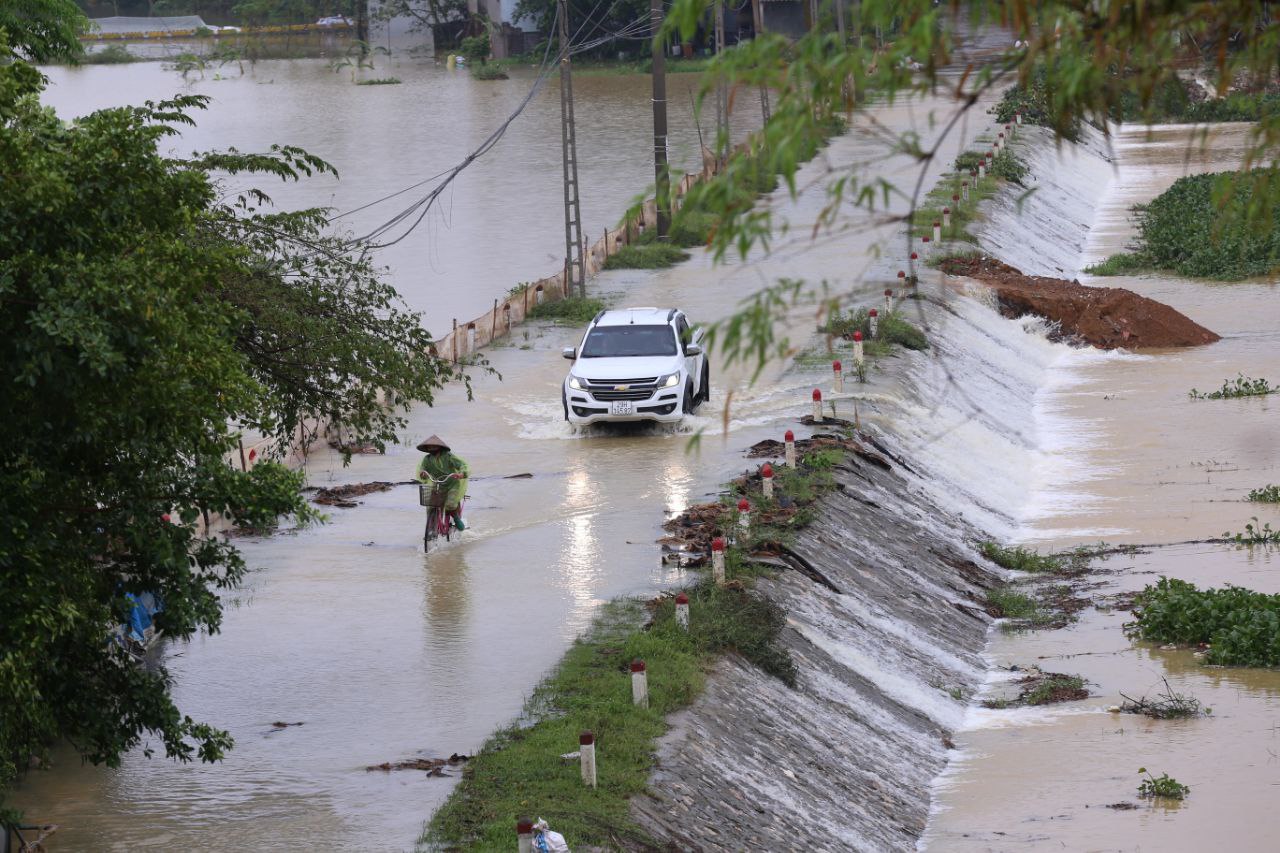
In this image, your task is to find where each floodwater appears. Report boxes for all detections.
[921,124,1280,850]
[11,50,1003,850]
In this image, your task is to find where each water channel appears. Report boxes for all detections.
[13,49,1005,850]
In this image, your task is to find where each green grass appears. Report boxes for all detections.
[822,308,928,351]
[527,296,605,325]
[1224,517,1280,544]
[602,243,690,270]
[1083,252,1152,276]
[986,586,1043,620]
[978,541,1062,573]
[356,77,402,85]
[424,581,793,848]
[1189,374,1278,399]
[1128,577,1280,666]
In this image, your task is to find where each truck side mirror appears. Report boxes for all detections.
[562,347,576,360]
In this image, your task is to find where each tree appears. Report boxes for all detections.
[0,32,467,811]
[658,0,1280,370]
[2,0,85,60]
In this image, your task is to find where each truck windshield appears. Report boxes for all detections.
[580,325,677,358]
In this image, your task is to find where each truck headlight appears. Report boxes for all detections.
[568,375,584,390]
[659,372,681,388]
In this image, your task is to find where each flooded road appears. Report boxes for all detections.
[38,55,762,325]
[12,54,1003,849]
[922,123,1280,850]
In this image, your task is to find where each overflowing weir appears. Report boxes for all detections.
[630,125,1119,849]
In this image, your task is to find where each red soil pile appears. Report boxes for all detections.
[939,256,1220,349]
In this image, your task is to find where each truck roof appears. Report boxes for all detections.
[594,307,676,327]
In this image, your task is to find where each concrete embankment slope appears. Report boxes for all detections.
[630,124,1134,850]
[632,443,1001,849]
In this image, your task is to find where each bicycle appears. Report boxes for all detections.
[419,473,456,551]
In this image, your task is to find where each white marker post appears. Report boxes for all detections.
[868,308,879,339]
[832,361,843,394]
[675,591,689,629]
[978,160,986,179]
[784,430,796,467]
[853,331,865,370]
[737,499,751,532]
[998,132,1004,150]
[897,270,907,294]
[518,819,534,853]
[631,659,649,708]
[933,221,942,242]
[579,731,597,788]
[962,178,970,201]
[909,251,918,283]
[1016,112,1023,125]
[712,536,727,585]
[943,206,952,229]
[811,388,823,423]
[884,288,893,314]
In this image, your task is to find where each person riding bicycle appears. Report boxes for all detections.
[416,434,469,530]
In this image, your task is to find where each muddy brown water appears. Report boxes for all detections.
[11,54,1004,850]
[921,123,1280,851]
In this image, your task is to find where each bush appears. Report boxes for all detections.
[602,243,689,270]
[1128,577,1280,666]
[83,45,137,64]
[992,68,1082,141]
[527,296,604,324]
[986,587,1041,619]
[822,308,928,351]
[458,34,489,64]
[1132,169,1280,280]
[1247,485,1280,503]
[1188,374,1278,399]
[1138,769,1190,800]
[470,64,508,81]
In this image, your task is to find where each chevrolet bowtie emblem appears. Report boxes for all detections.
[615,384,629,391]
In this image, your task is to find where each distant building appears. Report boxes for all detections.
[468,0,540,59]
[759,0,809,40]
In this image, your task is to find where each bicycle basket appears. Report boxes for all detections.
[418,483,447,508]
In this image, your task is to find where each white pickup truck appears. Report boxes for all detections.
[561,307,709,426]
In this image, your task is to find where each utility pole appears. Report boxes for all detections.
[751,0,771,125]
[650,0,671,238]
[356,0,369,47]
[836,0,846,43]
[714,1,729,148]
[557,0,585,296]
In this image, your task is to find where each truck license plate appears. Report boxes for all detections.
[610,400,634,416]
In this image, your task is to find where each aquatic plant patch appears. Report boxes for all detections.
[1247,485,1280,503]
[1098,170,1280,281]
[1137,769,1190,800]
[1128,577,1280,666]
[1082,252,1151,276]
[1224,517,1280,545]
[1189,374,1278,399]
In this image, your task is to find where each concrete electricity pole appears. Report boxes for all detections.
[650,0,671,238]
[714,1,729,146]
[751,0,771,124]
[557,0,585,296]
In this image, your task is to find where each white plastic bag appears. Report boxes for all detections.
[532,817,570,853]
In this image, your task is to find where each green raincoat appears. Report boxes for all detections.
[416,451,468,511]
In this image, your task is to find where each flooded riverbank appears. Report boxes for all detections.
[921,122,1280,850]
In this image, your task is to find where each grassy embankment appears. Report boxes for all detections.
[423,446,846,849]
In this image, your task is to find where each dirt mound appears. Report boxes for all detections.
[939,256,1220,349]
